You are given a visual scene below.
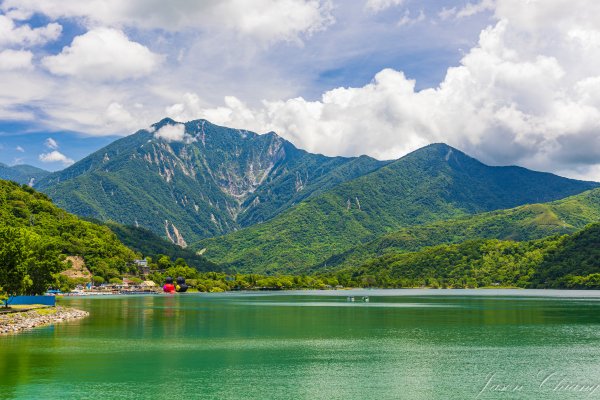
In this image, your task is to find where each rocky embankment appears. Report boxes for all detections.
[0,306,89,335]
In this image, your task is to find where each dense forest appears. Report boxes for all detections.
[0,180,138,300]
[324,223,600,289]
[318,188,600,272]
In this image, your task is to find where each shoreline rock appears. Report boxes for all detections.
[0,306,89,335]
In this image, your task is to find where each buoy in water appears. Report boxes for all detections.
[176,276,188,293]
[163,277,175,293]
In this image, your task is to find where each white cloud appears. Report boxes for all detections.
[15,145,24,152]
[366,0,406,12]
[438,8,456,21]
[42,28,163,81]
[1,0,333,43]
[154,123,195,144]
[441,0,496,19]
[2,0,600,182]
[103,102,139,131]
[0,67,53,121]
[0,49,33,71]
[44,137,59,149]
[165,0,600,180]
[0,15,61,47]
[39,150,74,166]
[397,10,425,27]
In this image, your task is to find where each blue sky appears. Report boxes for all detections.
[0,0,599,180]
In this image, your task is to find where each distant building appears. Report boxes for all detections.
[134,259,150,275]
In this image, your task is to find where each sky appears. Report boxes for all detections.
[0,0,599,181]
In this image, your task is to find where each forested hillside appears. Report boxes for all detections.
[197,144,599,273]
[36,119,385,245]
[326,223,600,289]
[319,188,600,271]
[0,180,138,286]
[104,222,218,272]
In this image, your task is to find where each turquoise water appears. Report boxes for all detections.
[3,289,600,399]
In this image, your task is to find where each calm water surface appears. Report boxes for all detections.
[3,289,600,399]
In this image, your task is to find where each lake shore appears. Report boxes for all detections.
[0,306,89,335]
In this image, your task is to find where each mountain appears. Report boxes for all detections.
[318,188,600,271]
[197,143,599,273]
[327,222,600,289]
[0,179,137,279]
[36,118,386,245]
[0,163,49,186]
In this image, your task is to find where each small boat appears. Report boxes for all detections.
[363,296,369,303]
[347,296,355,302]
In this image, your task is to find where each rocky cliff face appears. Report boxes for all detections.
[36,118,386,246]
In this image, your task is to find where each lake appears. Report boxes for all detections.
[3,289,600,399]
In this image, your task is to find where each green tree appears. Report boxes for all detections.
[26,234,64,295]
[92,276,105,286]
[0,227,32,306]
[157,255,171,270]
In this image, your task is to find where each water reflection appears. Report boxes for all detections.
[2,291,600,399]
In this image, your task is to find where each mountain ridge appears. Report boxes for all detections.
[36,119,387,245]
[32,119,599,273]
[195,142,599,273]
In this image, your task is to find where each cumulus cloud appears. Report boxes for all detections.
[44,137,59,149]
[163,0,600,180]
[0,49,33,71]
[2,0,600,181]
[15,145,24,152]
[42,28,162,81]
[154,123,195,144]
[1,0,333,43]
[0,15,61,47]
[39,150,74,166]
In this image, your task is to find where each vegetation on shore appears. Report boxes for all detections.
[0,180,138,302]
[138,223,600,292]
[323,223,600,289]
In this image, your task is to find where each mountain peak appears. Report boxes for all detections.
[398,142,475,167]
[36,119,385,245]
[151,117,179,130]
[420,142,465,156]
